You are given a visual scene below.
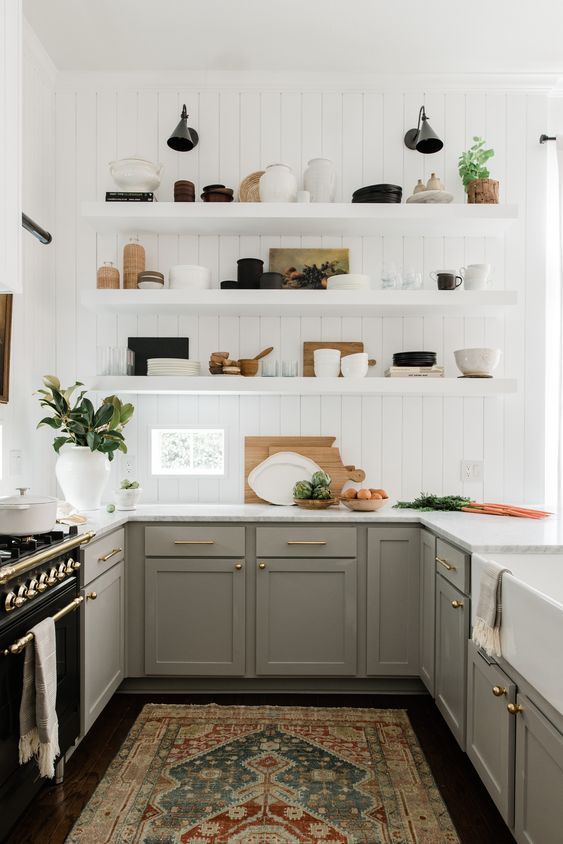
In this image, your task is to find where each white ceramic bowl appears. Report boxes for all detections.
[327,273,370,290]
[109,157,163,192]
[169,265,212,290]
[454,347,501,377]
[138,280,164,290]
[314,348,341,360]
[341,353,369,378]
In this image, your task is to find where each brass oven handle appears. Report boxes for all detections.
[98,547,122,563]
[174,540,215,545]
[436,556,457,572]
[2,596,84,656]
[287,541,327,546]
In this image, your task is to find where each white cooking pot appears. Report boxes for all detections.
[109,156,164,192]
[0,488,58,536]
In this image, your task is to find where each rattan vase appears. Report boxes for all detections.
[123,238,146,289]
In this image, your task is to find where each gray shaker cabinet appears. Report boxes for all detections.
[255,557,357,676]
[466,641,516,826]
[514,694,563,844]
[419,529,436,694]
[366,527,420,676]
[435,573,469,749]
[145,558,245,675]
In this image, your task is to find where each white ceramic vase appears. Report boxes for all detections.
[55,445,111,511]
[259,164,297,202]
[303,158,336,202]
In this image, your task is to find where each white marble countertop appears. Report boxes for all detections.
[78,502,563,554]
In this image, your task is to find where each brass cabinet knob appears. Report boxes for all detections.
[492,686,508,697]
[258,562,266,570]
[86,591,97,601]
[234,563,243,570]
[451,599,464,609]
[507,703,524,715]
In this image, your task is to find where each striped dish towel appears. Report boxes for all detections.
[472,561,512,658]
[19,617,60,778]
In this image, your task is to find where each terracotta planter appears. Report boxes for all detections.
[467,178,499,204]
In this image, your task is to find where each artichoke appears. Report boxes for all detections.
[312,485,332,500]
[293,480,313,499]
[311,470,331,489]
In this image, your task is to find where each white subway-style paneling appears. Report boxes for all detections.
[45,80,547,504]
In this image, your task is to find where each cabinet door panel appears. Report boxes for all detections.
[467,641,516,826]
[82,561,125,734]
[145,558,245,675]
[256,558,357,675]
[419,530,436,694]
[435,574,469,749]
[367,527,419,676]
[514,695,563,844]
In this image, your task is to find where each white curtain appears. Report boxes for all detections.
[547,139,563,507]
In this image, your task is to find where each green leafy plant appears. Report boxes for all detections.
[458,136,495,192]
[36,375,134,461]
[120,478,140,489]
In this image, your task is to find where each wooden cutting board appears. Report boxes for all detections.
[303,341,375,376]
[244,435,365,503]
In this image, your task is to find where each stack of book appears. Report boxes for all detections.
[105,191,156,202]
[385,366,445,378]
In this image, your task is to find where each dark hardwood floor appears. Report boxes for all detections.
[7,692,515,844]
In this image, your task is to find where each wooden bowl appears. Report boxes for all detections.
[293,498,339,510]
[239,359,259,376]
[340,497,387,512]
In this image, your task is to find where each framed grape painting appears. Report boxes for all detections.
[269,248,349,289]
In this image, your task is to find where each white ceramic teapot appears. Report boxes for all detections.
[109,156,164,192]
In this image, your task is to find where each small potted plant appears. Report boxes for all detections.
[458,136,498,203]
[36,376,134,511]
[115,479,142,511]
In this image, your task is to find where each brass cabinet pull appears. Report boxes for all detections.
[287,540,327,546]
[451,599,464,609]
[234,563,243,570]
[174,540,215,545]
[436,556,456,572]
[98,547,122,562]
[86,591,97,601]
[507,703,524,715]
[258,562,266,570]
[492,686,508,697]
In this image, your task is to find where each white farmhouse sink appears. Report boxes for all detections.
[472,552,563,716]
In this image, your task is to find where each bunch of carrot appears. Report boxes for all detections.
[461,502,552,519]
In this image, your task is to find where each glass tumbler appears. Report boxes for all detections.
[281,360,298,377]
[262,359,279,377]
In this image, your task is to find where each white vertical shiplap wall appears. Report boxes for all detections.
[45,76,547,504]
[0,25,57,496]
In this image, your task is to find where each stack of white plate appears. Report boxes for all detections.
[147,358,201,376]
[327,273,370,291]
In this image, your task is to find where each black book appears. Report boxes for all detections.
[105,191,156,202]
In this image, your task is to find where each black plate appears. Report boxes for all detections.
[353,183,402,196]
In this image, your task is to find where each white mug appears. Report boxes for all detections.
[460,263,491,290]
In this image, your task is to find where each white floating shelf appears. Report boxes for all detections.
[81,288,517,318]
[82,201,518,238]
[87,376,517,397]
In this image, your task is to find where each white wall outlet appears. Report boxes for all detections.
[461,460,483,482]
[9,450,22,476]
[123,454,137,477]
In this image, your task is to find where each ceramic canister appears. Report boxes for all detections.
[303,158,336,202]
[259,164,297,202]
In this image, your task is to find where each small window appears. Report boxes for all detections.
[151,427,225,476]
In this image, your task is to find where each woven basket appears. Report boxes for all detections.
[96,262,120,289]
[239,171,264,202]
[123,239,146,289]
[467,178,499,204]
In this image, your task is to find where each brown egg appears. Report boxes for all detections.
[342,488,357,499]
[357,488,372,500]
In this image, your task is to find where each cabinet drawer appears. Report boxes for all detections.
[82,528,125,585]
[256,527,356,558]
[145,525,245,557]
[435,537,469,594]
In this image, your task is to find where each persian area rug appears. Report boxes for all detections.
[67,704,459,843]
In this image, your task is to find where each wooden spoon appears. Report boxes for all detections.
[253,346,274,361]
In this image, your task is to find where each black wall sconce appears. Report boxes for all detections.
[167,104,199,152]
[404,106,443,154]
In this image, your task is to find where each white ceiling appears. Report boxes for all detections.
[23,0,563,75]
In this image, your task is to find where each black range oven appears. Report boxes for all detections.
[0,528,95,842]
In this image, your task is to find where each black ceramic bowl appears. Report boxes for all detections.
[220,280,238,289]
[259,272,284,289]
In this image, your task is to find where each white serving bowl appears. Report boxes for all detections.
[454,347,501,377]
[327,273,370,290]
[109,156,163,192]
[169,265,212,290]
[341,352,369,378]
